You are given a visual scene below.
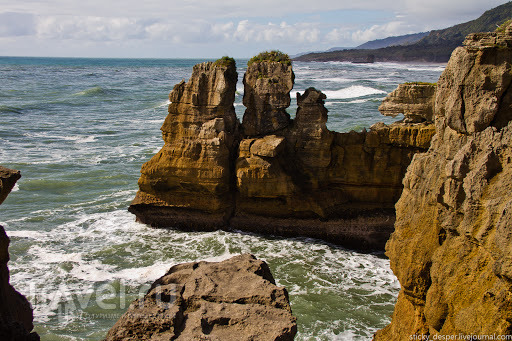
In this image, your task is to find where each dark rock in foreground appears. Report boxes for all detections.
[0,166,39,341]
[105,254,297,341]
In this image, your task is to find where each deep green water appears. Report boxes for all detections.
[0,56,444,340]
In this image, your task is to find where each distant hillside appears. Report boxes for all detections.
[356,32,429,49]
[295,1,512,63]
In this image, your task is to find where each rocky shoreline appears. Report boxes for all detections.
[129,54,435,250]
[2,24,511,341]
[375,24,512,339]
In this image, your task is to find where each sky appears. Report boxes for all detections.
[0,0,509,58]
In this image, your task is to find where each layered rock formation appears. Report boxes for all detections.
[129,60,240,230]
[378,82,436,123]
[105,254,297,341]
[375,25,512,339]
[242,60,294,136]
[130,55,436,250]
[0,166,39,341]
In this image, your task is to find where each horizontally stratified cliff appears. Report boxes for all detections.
[0,166,39,341]
[375,25,512,339]
[129,54,436,250]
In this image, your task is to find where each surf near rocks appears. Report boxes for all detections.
[0,166,39,341]
[128,52,436,250]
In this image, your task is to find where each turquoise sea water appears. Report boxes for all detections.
[0,56,444,340]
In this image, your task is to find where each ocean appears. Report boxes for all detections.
[0,56,444,340]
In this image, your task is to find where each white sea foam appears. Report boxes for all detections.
[3,58,446,339]
[311,77,352,83]
[11,183,19,192]
[344,99,369,104]
[322,86,387,100]
[6,230,46,239]
[155,100,171,108]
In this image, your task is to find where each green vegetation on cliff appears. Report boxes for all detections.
[248,50,291,66]
[213,56,236,68]
[295,1,512,63]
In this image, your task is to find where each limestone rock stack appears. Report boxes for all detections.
[375,25,512,339]
[241,59,294,136]
[105,254,297,341]
[129,60,240,230]
[129,53,436,250]
[378,82,436,123]
[0,166,39,340]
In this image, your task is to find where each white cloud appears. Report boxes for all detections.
[233,20,319,44]
[0,0,509,57]
[36,16,149,41]
[351,21,413,43]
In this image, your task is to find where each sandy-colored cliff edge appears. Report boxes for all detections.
[375,25,512,339]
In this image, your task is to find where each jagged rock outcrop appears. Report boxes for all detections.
[379,83,436,123]
[129,60,240,229]
[242,60,294,136]
[232,85,434,249]
[130,55,436,250]
[0,167,39,341]
[105,254,297,341]
[375,25,512,340]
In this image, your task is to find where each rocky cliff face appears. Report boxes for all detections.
[375,25,512,339]
[129,60,240,229]
[242,61,294,136]
[106,254,297,341]
[130,55,436,250]
[0,166,39,340]
[378,83,436,123]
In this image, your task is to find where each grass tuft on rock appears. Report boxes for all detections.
[248,51,291,67]
[213,56,236,68]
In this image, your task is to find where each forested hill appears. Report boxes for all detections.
[295,1,512,63]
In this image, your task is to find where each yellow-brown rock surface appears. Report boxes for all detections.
[129,60,239,229]
[375,25,512,340]
[130,58,436,250]
[242,61,294,136]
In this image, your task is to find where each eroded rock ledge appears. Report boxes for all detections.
[0,166,39,341]
[105,254,297,341]
[375,25,512,339]
[129,55,436,250]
